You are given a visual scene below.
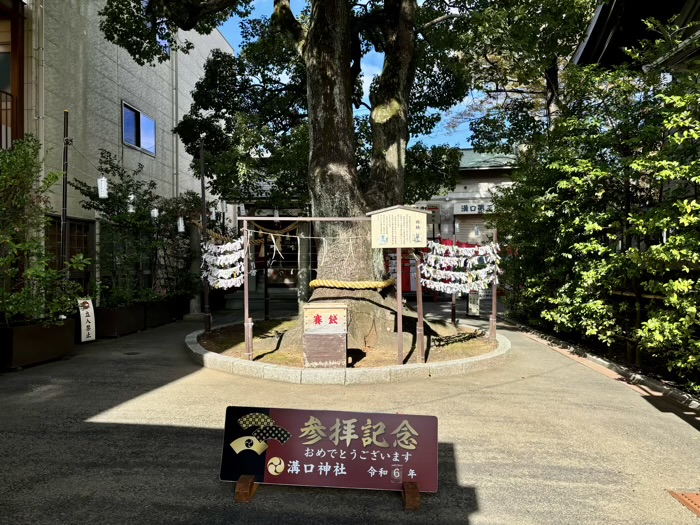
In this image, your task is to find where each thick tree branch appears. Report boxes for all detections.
[485,88,546,95]
[421,13,465,32]
[148,0,235,31]
[273,0,307,57]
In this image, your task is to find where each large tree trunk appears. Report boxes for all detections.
[274,0,440,354]
[301,0,395,351]
[304,0,376,282]
[367,0,417,211]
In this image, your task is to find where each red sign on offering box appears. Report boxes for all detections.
[220,407,438,492]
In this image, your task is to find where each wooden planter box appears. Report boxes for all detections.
[144,296,191,329]
[144,299,173,329]
[0,319,76,369]
[170,295,191,320]
[96,304,145,338]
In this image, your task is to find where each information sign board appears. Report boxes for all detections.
[367,206,429,249]
[220,406,438,492]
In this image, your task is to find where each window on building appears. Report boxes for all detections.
[46,217,95,294]
[122,102,156,155]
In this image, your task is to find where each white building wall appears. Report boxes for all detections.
[22,0,233,219]
[414,171,512,242]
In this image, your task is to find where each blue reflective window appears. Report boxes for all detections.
[123,105,138,147]
[122,102,156,156]
[140,115,156,155]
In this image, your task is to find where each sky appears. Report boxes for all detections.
[218,1,472,149]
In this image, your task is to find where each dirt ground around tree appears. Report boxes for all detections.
[198,318,497,367]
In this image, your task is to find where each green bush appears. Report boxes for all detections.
[0,137,90,326]
[477,65,700,392]
[70,150,202,307]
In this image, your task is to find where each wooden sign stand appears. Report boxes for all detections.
[234,475,258,503]
[402,482,421,510]
[233,476,420,509]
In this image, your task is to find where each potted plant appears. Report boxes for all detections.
[71,151,204,335]
[144,191,201,328]
[70,150,160,337]
[0,137,91,368]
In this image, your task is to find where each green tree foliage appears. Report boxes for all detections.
[101,1,594,213]
[70,151,203,306]
[479,65,700,391]
[0,137,89,325]
[99,0,250,66]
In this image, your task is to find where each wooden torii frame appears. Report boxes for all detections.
[236,215,497,363]
[238,216,373,361]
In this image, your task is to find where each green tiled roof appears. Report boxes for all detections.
[459,148,514,169]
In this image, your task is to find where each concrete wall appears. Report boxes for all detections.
[22,0,233,219]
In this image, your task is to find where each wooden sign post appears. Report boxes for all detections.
[302,303,348,368]
[367,206,430,365]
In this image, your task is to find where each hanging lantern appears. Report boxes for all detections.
[97,176,109,199]
[151,208,159,219]
[210,207,217,220]
[177,216,185,233]
[127,194,135,213]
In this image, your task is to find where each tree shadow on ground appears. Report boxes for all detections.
[2,419,478,525]
[640,394,700,432]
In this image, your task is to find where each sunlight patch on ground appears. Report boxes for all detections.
[85,369,234,429]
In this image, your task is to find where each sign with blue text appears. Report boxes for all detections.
[220,406,438,492]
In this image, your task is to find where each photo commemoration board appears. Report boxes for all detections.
[220,407,438,507]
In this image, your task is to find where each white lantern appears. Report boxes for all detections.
[97,176,109,199]
[177,216,185,233]
[210,207,217,220]
[151,208,159,219]
[127,194,135,213]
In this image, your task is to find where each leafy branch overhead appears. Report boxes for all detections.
[101,0,595,213]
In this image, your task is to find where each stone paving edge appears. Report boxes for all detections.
[184,323,511,385]
[501,315,700,411]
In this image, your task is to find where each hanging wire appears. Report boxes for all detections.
[245,227,367,242]
[69,144,102,173]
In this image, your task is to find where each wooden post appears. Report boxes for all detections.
[402,482,420,510]
[415,251,425,364]
[451,233,457,325]
[200,139,212,333]
[396,247,403,365]
[263,234,269,321]
[234,475,257,503]
[243,220,253,359]
[245,317,253,360]
[489,230,498,342]
[297,222,310,315]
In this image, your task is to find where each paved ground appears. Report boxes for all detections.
[1,301,699,525]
